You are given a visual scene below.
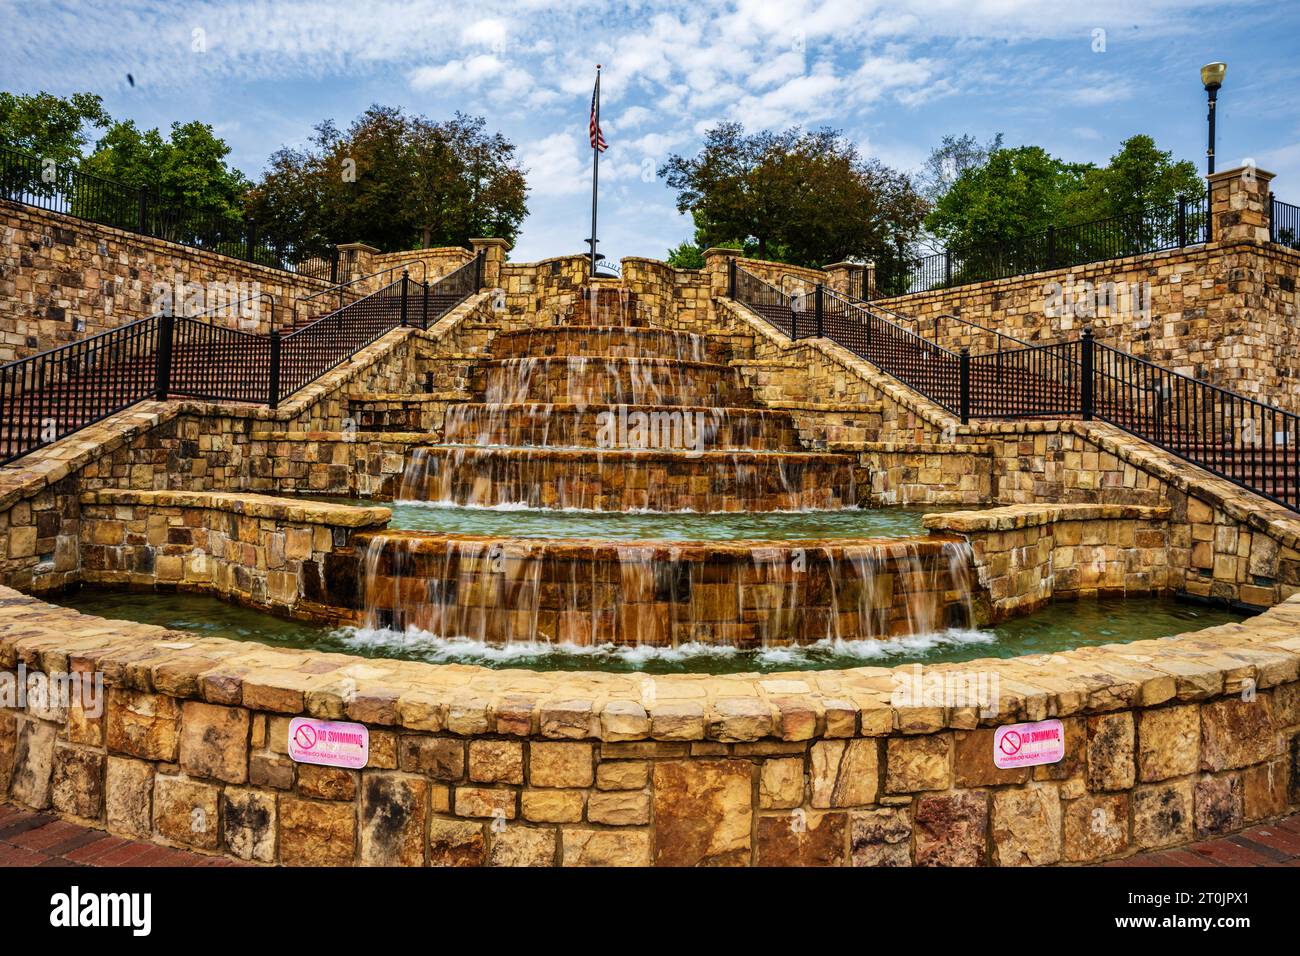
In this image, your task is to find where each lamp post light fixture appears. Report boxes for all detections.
[1201,61,1226,175]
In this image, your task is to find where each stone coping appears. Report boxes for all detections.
[485,355,732,371]
[251,431,438,445]
[2,582,1298,741]
[831,441,991,455]
[347,393,469,403]
[418,445,855,464]
[79,489,391,528]
[923,503,1171,533]
[762,401,883,413]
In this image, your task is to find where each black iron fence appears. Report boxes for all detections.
[730,279,1300,513]
[0,143,337,280]
[1092,342,1300,511]
[0,315,163,464]
[1272,196,1300,250]
[0,261,484,465]
[874,194,1210,296]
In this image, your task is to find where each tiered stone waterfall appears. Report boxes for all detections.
[355,287,979,649]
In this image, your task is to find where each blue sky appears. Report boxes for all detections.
[2,0,1298,262]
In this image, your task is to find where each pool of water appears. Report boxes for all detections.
[54,587,1248,675]
[322,498,973,541]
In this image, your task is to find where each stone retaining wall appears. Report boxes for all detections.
[1,583,1296,866]
[77,490,389,622]
[0,201,333,361]
[925,504,1172,617]
[0,292,494,595]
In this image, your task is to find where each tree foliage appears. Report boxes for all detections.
[924,134,1203,252]
[81,119,251,224]
[245,105,528,255]
[0,90,110,164]
[659,123,924,268]
[664,240,706,269]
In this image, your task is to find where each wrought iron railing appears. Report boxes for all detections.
[0,260,485,464]
[0,316,163,465]
[730,281,1300,513]
[277,280,406,402]
[0,143,337,279]
[874,194,1210,296]
[1092,342,1300,511]
[1272,197,1300,250]
[820,290,963,410]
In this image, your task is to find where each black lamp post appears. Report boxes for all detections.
[1201,61,1226,175]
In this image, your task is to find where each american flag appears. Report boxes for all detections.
[589,73,608,153]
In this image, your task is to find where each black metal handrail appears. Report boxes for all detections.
[1092,341,1300,511]
[1272,196,1300,250]
[0,143,336,280]
[820,289,964,411]
[0,315,163,465]
[874,194,1210,296]
[1,261,487,464]
[295,260,430,327]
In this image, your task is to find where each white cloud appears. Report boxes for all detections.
[410,55,507,90]
[519,132,589,196]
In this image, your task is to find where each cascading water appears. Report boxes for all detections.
[354,532,980,655]
[344,282,988,667]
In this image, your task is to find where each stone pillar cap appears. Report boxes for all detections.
[823,261,865,271]
[1207,166,1275,184]
[470,237,513,251]
[336,242,380,253]
[702,247,741,258]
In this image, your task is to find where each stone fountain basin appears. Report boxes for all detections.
[349,530,980,648]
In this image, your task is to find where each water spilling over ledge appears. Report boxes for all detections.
[352,530,979,649]
[396,445,859,511]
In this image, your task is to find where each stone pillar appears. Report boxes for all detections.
[1208,165,1275,244]
[823,261,865,298]
[335,242,379,284]
[470,238,511,289]
[703,247,741,298]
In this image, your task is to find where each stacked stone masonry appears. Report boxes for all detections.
[0,584,1297,866]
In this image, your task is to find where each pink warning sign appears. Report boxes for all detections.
[993,719,1066,769]
[287,717,369,769]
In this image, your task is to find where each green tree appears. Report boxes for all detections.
[83,120,250,220]
[0,91,109,164]
[246,105,528,256]
[664,240,706,269]
[659,123,924,268]
[914,133,1003,205]
[1065,134,1204,222]
[924,145,1092,252]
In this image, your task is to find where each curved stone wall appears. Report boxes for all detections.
[1,582,1295,866]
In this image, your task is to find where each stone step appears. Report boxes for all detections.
[441,401,804,451]
[471,355,756,407]
[397,444,861,512]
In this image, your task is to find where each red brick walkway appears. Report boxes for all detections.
[1104,813,1300,867]
[1,800,1296,868]
[0,804,242,867]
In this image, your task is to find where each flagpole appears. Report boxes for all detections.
[590,65,601,279]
